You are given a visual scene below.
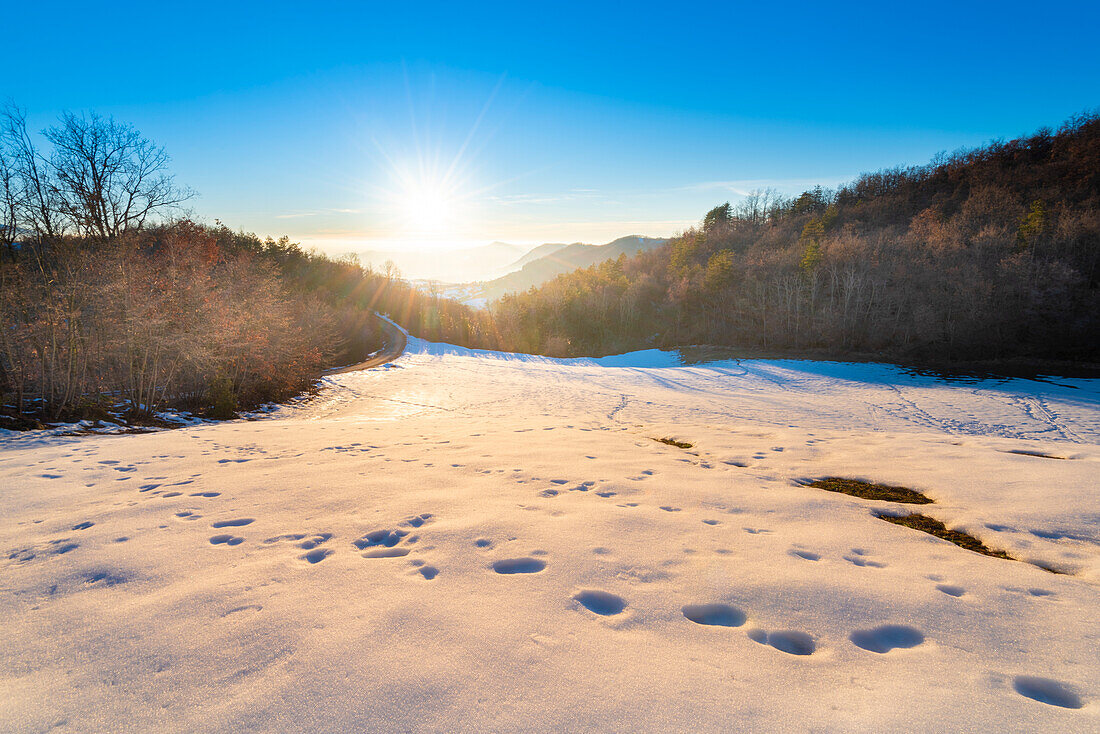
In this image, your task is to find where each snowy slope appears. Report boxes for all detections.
[2,341,1099,731]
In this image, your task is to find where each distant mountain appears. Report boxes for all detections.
[477,235,667,302]
[508,242,570,269]
[357,241,526,283]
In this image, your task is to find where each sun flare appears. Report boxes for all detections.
[399,179,454,231]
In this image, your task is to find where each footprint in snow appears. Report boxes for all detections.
[209,534,244,546]
[492,558,546,574]
[300,548,333,564]
[298,533,333,550]
[936,584,965,597]
[211,518,254,528]
[844,549,886,568]
[1012,676,1084,709]
[72,521,94,530]
[682,603,746,627]
[660,506,681,512]
[574,590,627,616]
[790,549,821,561]
[850,624,925,653]
[355,526,419,558]
[748,629,816,656]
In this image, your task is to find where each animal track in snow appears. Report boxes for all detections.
[418,565,439,580]
[492,558,546,574]
[790,549,821,561]
[659,506,681,512]
[682,603,746,627]
[1012,676,1083,708]
[936,584,965,597]
[190,492,220,498]
[264,534,306,543]
[72,521,94,530]
[210,534,244,546]
[298,533,333,550]
[702,519,721,526]
[844,549,886,568]
[574,590,627,616]
[9,538,81,564]
[850,624,925,653]
[354,519,427,559]
[83,569,128,587]
[354,529,409,549]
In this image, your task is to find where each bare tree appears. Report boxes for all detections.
[44,111,193,240]
[0,143,20,258]
[1,105,64,239]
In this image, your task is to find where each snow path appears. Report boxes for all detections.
[2,340,1099,731]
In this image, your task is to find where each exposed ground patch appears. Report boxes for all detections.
[653,437,693,449]
[807,477,932,504]
[877,513,1011,559]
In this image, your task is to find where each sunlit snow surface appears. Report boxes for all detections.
[2,339,1099,731]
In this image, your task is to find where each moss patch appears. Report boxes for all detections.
[653,437,693,449]
[808,477,933,504]
[877,513,1012,560]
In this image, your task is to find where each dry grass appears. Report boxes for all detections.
[653,437,693,449]
[877,513,1012,559]
[808,477,933,504]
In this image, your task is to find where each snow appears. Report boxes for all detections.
[2,341,1099,731]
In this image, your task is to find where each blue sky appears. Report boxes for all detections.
[6,1,1098,251]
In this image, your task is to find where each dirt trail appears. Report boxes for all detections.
[327,314,407,374]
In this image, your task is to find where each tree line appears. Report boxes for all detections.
[6,105,1096,428]
[0,106,495,428]
[486,112,1100,368]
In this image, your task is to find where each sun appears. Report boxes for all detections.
[400,179,454,231]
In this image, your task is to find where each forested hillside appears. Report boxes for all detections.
[0,107,494,427]
[489,113,1100,365]
[477,235,667,301]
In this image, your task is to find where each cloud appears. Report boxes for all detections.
[274,208,362,219]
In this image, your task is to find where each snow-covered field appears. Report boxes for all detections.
[3,338,1099,732]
